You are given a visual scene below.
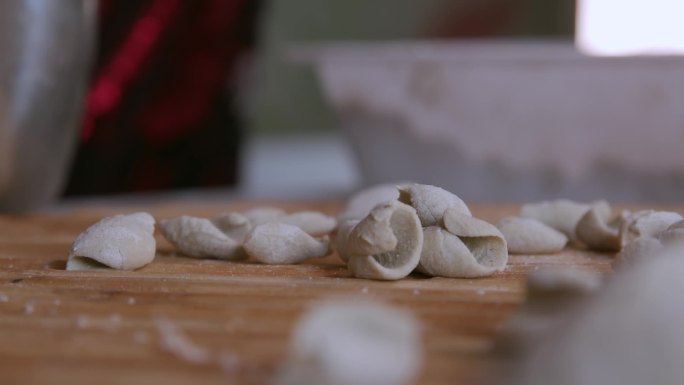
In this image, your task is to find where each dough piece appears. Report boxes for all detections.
[611,213,683,269]
[339,183,401,222]
[418,208,507,278]
[575,208,627,252]
[520,199,610,241]
[398,183,471,227]
[345,203,399,257]
[620,210,683,247]
[213,209,336,240]
[342,201,423,280]
[210,212,252,242]
[243,207,286,225]
[502,244,684,385]
[525,267,602,300]
[67,212,156,270]
[335,219,360,263]
[497,216,568,254]
[418,225,505,278]
[243,222,331,264]
[279,211,337,237]
[159,216,244,260]
[657,219,684,245]
[496,267,601,355]
[274,299,422,385]
[613,237,664,269]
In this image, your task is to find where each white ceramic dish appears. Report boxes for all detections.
[296,41,684,202]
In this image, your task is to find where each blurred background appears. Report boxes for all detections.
[3,0,684,211]
[242,0,573,200]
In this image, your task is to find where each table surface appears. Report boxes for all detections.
[0,201,623,385]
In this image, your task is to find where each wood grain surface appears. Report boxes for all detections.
[0,201,618,385]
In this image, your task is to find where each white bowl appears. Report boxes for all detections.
[297,41,684,202]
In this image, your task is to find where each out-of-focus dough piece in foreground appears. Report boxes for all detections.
[274,299,422,385]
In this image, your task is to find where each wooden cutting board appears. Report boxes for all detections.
[0,201,618,385]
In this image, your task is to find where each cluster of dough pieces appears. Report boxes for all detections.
[506,199,684,267]
[66,208,336,271]
[336,184,508,280]
[66,184,515,281]
[491,202,684,385]
[274,199,684,385]
[67,183,684,281]
[494,238,684,385]
[65,185,684,385]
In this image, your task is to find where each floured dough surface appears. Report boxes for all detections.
[67,212,156,270]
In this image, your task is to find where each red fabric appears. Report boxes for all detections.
[138,0,244,144]
[83,0,178,141]
[427,1,519,37]
[65,0,259,196]
[83,0,245,144]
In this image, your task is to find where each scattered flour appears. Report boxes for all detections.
[154,318,212,364]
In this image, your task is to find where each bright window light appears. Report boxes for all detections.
[576,0,684,56]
